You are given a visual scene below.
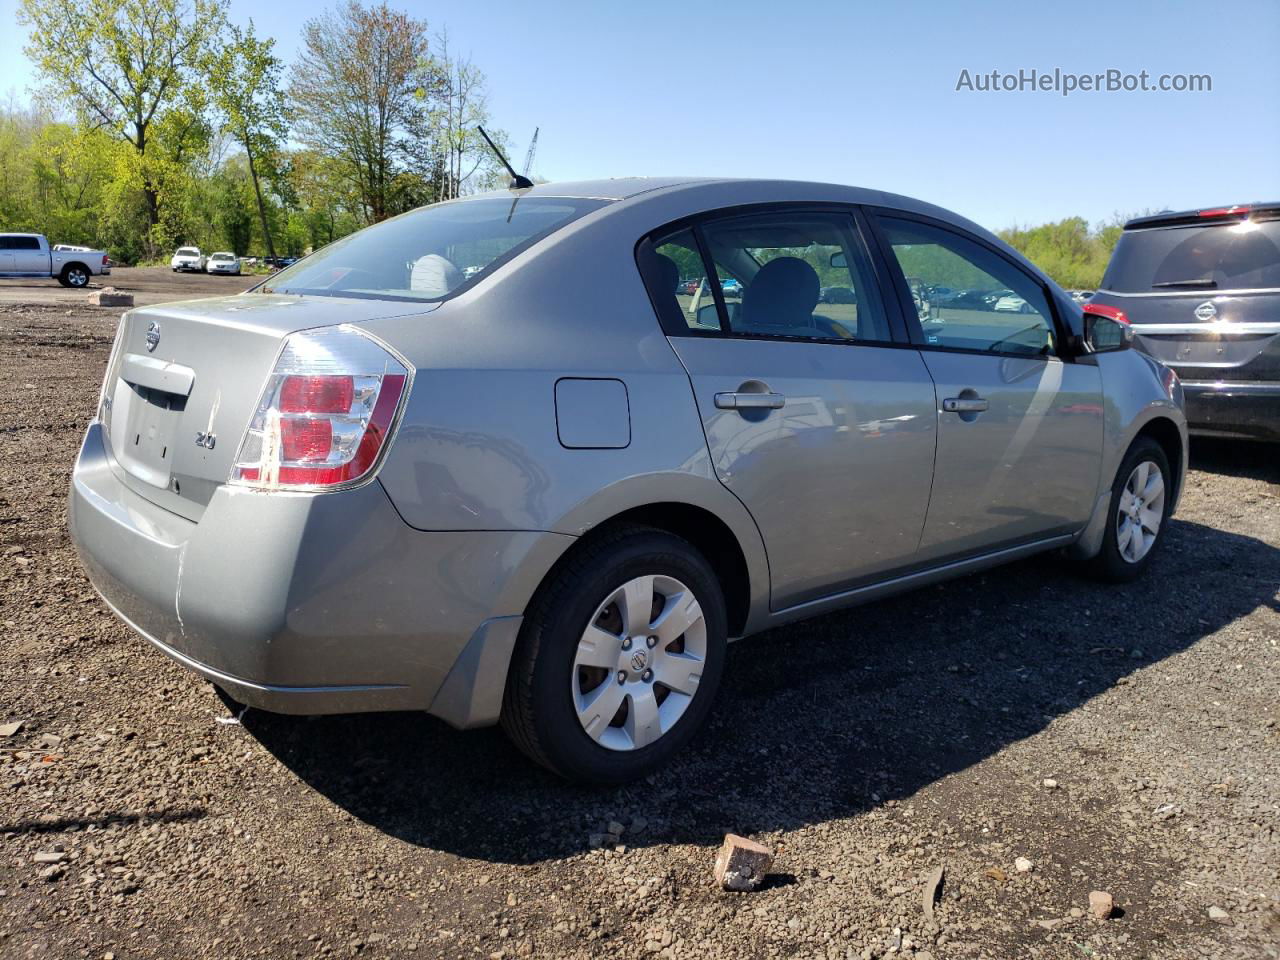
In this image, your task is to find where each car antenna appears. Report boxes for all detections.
[477,126,534,191]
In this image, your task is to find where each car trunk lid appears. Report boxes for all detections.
[1095,213,1280,382]
[100,294,432,521]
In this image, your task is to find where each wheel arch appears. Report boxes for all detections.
[1133,415,1184,508]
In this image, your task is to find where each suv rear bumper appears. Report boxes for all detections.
[1181,380,1280,441]
[69,422,572,722]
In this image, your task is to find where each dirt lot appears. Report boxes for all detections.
[0,266,259,308]
[0,298,1277,960]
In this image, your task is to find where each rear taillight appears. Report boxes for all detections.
[97,313,128,422]
[230,326,412,491]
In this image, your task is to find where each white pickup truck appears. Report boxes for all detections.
[0,233,111,287]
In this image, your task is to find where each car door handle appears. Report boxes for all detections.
[714,391,786,410]
[942,397,989,413]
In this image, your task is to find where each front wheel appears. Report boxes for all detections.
[502,526,727,783]
[62,265,90,288]
[1088,437,1172,583]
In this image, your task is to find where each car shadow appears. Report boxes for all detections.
[1189,437,1280,482]
[240,517,1278,864]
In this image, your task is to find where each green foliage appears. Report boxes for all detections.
[999,216,1128,289]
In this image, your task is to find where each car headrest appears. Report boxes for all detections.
[410,254,462,297]
[741,257,820,327]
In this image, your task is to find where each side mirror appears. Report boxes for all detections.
[830,251,847,268]
[1082,303,1133,353]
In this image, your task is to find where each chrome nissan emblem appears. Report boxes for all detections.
[1194,301,1217,322]
[145,321,161,352]
[630,651,647,672]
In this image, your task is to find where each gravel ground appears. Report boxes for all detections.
[1,301,1277,960]
[0,267,258,307]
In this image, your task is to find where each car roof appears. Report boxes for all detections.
[460,177,1048,285]
[474,177,997,236]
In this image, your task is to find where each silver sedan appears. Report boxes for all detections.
[69,178,1187,782]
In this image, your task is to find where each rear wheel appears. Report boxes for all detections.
[1088,437,1172,582]
[61,265,90,288]
[502,526,727,783]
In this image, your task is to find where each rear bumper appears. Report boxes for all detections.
[69,422,573,721]
[1181,380,1280,441]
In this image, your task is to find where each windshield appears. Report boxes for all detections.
[1101,219,1280,293]
[177,248,200,256]
[211,253,234,260]
[260,196,608,302]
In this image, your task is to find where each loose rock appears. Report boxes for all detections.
[922,865,944,922]
[1089,890,1114,920]
[1015,857,1034,873]
[713,834,774,892]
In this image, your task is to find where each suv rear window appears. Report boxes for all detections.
[261,197,607,303]
[1101,219,1280,293]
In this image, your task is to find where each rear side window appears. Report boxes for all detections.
[1102,220,1280,292]
[640,210,892,343]
[14,237,40,250]
[262,197,607,303]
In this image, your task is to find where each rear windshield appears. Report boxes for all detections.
[1101,219,1280,293]
[177,248,200,256]
[261,196,607,303]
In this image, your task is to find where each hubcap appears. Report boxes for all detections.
[1116,460,1165,564]
[571,574,707,752]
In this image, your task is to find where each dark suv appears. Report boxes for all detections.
[1091,204,1280,441]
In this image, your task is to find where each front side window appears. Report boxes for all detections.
[262,196,607,303]
[13,237,40,250]
[880,218,1055,357]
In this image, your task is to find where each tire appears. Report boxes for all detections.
[1087,437,1172,583]
[62,265,89,288]
[501,525,727,784]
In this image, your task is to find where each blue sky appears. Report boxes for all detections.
[2,0,1277,232]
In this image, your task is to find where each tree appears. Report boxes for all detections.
[290,1,432,222]
[18,0,224,239]
[413,30,506,202]
[205,22,288,258]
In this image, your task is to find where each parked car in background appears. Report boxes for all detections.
[69,178,1187,784]
[0,233,110,287]
[819,285,857,304]
[994,292,1035,313]
[206,252,242,275]
[720,276,743,297]
[1091,203,1279,441]
[171,247,206,272]
[683,278,702,295]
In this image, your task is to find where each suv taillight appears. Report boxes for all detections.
[230,326,412,491]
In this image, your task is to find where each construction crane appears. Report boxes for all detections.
[521,128,539,181]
